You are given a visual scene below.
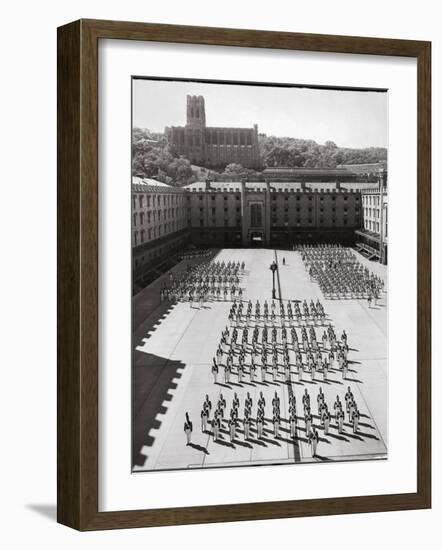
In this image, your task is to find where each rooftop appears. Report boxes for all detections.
[132,176,185,192]
[183,181,369,192]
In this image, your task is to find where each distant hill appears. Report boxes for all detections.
[259,135,387,169]
[132,128,387,185]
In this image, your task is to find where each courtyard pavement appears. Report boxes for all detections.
[132,248,388,471]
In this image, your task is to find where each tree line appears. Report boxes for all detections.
[132,128,387,186]
[259,136,387,169]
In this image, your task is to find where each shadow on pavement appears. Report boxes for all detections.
[132,352,186,468]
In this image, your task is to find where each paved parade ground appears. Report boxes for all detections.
[132,248,388,472]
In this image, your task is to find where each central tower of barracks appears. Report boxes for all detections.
[165,95,261,169]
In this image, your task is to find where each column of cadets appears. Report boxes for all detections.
[212,298,350,386]
[160,259,246,303]
[300,244,384,301]
[204,296,364,454]
[200,385,361,455]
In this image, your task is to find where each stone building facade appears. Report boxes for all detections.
[165,95,261,169]
[132,169,388,293]
[355,168,388,264]
[132,177,189,290]
[183,179,363,248]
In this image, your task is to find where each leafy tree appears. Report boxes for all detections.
[258,135,386,169]
[132,127,196,186]
[224,163,245,174]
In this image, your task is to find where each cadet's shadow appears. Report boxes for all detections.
[344,432,364,441]
[214,438,235,448]
[216,382,231,389]
[233,439,253,449]
[355,430,380,440]
[260,436,281,446]
[188,442,210,454]
[327,432,349,442]
[314,455,332,461]
[278,436,296,444]
[279,426,291,435]
[248,437,267,447]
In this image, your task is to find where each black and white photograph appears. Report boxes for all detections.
[131,77,388,473]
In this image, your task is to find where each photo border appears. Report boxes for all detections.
[57,19,431,530]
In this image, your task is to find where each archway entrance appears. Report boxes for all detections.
[250,231,264,247]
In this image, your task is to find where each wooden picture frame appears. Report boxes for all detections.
[57,18,431,531]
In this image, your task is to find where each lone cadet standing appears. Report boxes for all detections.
[323,409,331,435]
[336,408,344,434]
[272,391,280,411]
[273,412,280,438]
[289,411,297,439]
[323,357,329,382]
[201,406,209,432]
[228,417,237,443]
[311,427,319,457]
[184,412,193,445]
[211,359,219,384]
[243,415,251,440]
[305,410,313,438]
[302,389,310,410]
[212,414,221,441]
[256,412,264,439]
[204,394,212,414]
[352,407,360,433]
[342,358,348,380]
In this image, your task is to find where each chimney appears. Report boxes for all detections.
[205,178,212,191]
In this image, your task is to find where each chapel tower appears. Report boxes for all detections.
[186,95,206,128]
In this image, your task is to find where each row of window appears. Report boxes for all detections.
[364,207,381,218]
[365,220,381,233]
[271,195,358,202]
[173,130,254,146]
[197,218,241,227]
[189,206,356,215]
[191,217,358,228]
[363,195,381,206]
[133,207,184,226]
[133,193,184,210]
[133,219,183,245]
[270,218,356,226]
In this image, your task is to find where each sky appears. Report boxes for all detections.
[132,78,388,149]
